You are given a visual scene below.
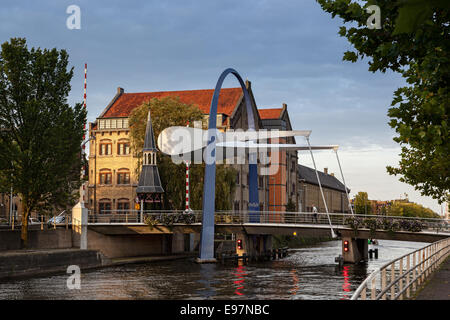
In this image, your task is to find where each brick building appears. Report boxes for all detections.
[297,165,350,213]
[258,104,298,212]
[87,82,274,214]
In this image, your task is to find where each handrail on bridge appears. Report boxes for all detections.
[351,237,450,300]
[84,210,449,234]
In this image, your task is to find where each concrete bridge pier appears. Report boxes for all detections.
[236,233,272,259]
[342,237,368,264]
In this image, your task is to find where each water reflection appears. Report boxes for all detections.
[341,266,351,300]
[290,269,299,296]
[233,265,247,296]
[0,240,426,300]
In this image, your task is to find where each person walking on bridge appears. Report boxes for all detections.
[312,205,318,224]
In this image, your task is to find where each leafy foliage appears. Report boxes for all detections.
[354,191,372,215]
[317,0,449,203]
[0,38,86,247]
[345,215,426,232]
[386,200,440,218]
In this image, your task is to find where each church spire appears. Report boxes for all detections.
[136,110,164,195]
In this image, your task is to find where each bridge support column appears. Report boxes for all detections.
[236,233,272,258]
[342,237,368,264]
[72,202,88,250]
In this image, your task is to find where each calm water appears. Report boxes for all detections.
[0,240,426,300]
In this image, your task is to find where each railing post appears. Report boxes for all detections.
[406,254,411,298]
[399,258,403,300]
[371,277,376,300]
[361,287,366,300]
[412,252,417,293]
[390,262,395,300]
[381,268,387,300]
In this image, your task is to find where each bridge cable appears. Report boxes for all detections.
[334,148,354,215]
[306,136,337,238]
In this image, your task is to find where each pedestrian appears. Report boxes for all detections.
[312,205,318,223]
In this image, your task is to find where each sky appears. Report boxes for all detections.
[0,0,444,214]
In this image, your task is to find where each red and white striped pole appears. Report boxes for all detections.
[82,63,87,146]
[81,63,87,204]
[185,161,190,211]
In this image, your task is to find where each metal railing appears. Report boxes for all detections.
[351,237,450,300]
[86,210,449,234]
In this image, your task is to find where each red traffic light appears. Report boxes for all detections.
[343,240,349,252]
[237,239,242,250]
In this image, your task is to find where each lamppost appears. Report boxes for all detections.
[9,161,13,225]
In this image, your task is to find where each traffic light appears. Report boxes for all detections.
[343,240,349,253]
[237,239,242,250]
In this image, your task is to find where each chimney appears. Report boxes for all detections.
[282,103,287,109]
[330,172,335,177]
[245,79,251,89]
[324,168,328,175]
[117,87,124,95]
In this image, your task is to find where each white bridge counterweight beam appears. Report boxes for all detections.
[306,136,336,238]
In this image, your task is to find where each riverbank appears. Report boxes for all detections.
[0,248,197,281]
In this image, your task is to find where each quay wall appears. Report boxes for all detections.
[0,249,107,280]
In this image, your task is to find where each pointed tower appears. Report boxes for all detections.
[136,111,164,205]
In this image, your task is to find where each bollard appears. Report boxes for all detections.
[243,253,248,265]
[272,249,276,260]
[335,255,344,268]
[369,249,373,259]
[278,249,282,259]
[374,248,379,259]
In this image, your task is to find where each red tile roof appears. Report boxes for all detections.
[258,108,283,119]
[101,88,243,118]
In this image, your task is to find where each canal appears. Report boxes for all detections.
[0,240,426,300]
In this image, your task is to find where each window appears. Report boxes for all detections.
[99,171,112,185]
[258,176,264,188]
[99,142,112,155]
[117,171,130,184]
[117,142,130,155]
[236,172,240,185]
[99,200,111,214]
[117,200,130,211]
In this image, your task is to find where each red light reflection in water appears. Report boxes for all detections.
[341,265,351,300]
[290,269,299,296]
[233,264,247,296]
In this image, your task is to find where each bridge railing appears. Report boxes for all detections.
[86,210,449,234]
[351,236,450,300]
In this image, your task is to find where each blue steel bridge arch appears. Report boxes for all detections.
[198,68,260,262]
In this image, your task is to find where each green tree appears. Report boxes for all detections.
[128,96,237,210]
[387,201,440,218]
[354,191,372,215]
[317,0,449,204]
[0,38,86,247]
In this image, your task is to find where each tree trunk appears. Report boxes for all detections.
[20,204,30,249]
